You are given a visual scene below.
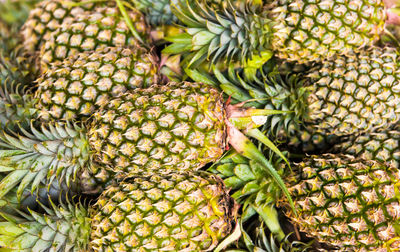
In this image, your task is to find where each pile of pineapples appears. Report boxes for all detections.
[2,0,400,251]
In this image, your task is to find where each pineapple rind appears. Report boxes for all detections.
[39,4,149,73]
[20,0,99,54]
[35,46,159,121]
[90,172,235,251]
[307,47,400,136]
[332,125,400,169]
[284,154,400,251]
[267,0,386,63]
[88,81,226,175]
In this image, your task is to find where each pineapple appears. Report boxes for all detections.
[331,124,400,168]
[164,0,388,71]
[39,2,150,73]
[20,0,100,54]
[281,154,400,251]
[0,19,36,85]
[0,172,237,251]
[35,46,160,121]
[86,81,286,179]
[0,81,290,207]
[196,46,400,153]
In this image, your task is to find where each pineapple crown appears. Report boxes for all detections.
[0,79,36,130]
[223,219,313,251]
[0,121,90,202]
[130,0,178,26]
[164,0,273,71]
[209,149,288,241]
[0,197,91,251]
[186,62,312,137]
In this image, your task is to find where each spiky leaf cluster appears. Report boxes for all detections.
[0,199,91,251]
[209,149,287,239]
[164,0,271,70]
[130,0,178,26]
[0,122,92,201]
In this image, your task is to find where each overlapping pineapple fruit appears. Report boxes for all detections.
[2,0,400,251]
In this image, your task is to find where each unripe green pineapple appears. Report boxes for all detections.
[39,3,150,72]
[35,46,160,121]
[0,172,237,251]
[281,154,400,251]
[165,0,388,71]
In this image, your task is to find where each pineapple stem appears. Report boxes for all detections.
[245,128,290,170]
[225,119,296,214]
[251,203,285,241]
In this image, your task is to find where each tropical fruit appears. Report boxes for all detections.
[39,2,150,72]
[164,0,387,70]
[0,19,35,85]
[0,172,237,251]
[35,46,159,121]
[199,46,400,153]
[20,0,98,54]
[281,154,400,251]
[87,81,225,175]
[87,81,282,178]
[0,80,288,206]
[331,125,400,168]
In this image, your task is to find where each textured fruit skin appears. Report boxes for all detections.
[267,0,386,63]
[90,172,235,251]
[40,4,149,72]
[88,82,226,175]
[305,47,400,136]
[20,0,98,53]
[332,125,400,168]
[35,46,159,121]
[283,154,400,251]
[166,0,387,73]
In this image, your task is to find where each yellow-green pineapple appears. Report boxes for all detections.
[35,46,159,121]
[332,125,400,168]
[39,2,150,72]
[20,0,99,54]
[165,0,387,71]
[198,46,400,154]
[281,154,400,251]
[0,172,237,251]
[0,80,290,208]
